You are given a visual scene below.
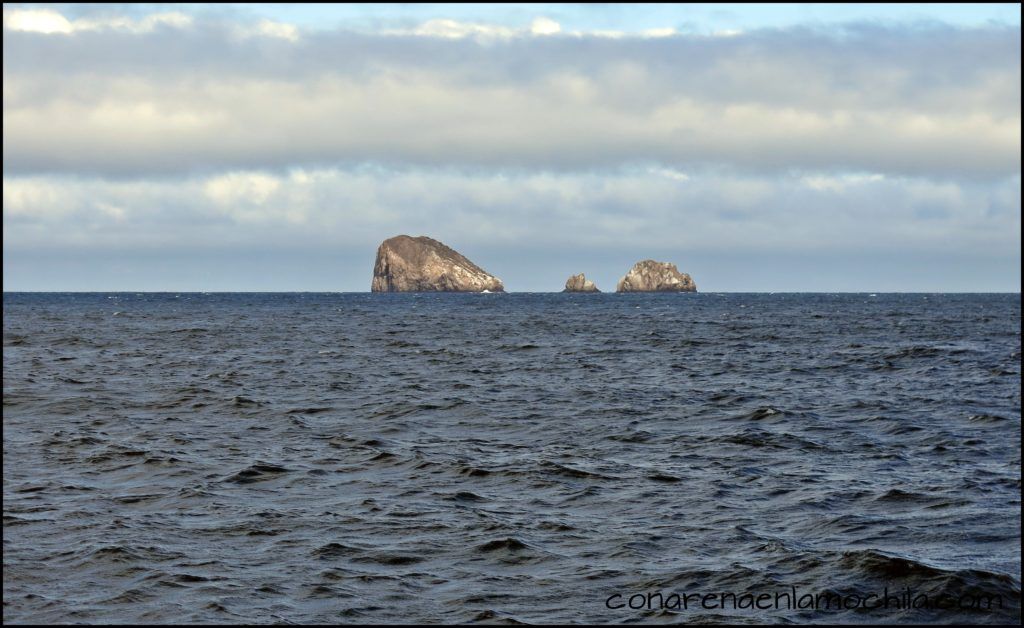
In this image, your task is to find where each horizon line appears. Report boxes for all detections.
[4,290,1021,295]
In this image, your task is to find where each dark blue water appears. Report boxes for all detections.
[3,292,1021,624]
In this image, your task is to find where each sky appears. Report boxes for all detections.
[2,3,1020,292]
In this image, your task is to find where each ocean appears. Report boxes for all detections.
[2,292,1020,623]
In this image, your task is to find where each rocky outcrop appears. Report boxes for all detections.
[616,260,697,293]
[563,273,600,293]
[371,235,504,292]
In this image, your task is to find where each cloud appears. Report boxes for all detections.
[2,11,1018,179]
[4,168,1018,258]
[801,173,885,192]
[3,7,193,34]
[379,16,684,40]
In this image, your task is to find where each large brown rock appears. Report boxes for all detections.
[616,260,697,293]
[371,235,504,292]
[563,273,600,293]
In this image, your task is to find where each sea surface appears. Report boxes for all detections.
[3,292,1021,624]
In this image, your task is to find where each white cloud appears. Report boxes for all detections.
[530,17,561,36]
[2,7,298,42]
[383,16,679,40]
[204,172,281,206]
[3,8,193,34]
[3,177,79,217]
[94,201,127,222]
[388,18,517,39]
[651,167,691,182]
[235,18,300,42]
[802,173,886,192]
[3,8,73,34]
[641,28,677,38]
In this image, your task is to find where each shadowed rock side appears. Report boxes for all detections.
[371,235,504,292]
[563,273,600,293]
[616,260,697,292]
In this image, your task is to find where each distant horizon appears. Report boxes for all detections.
[4,244,1019,293]
[4,290,1021,295]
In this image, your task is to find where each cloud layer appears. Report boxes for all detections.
[3,9,1020,178]
[5,167,1019,258]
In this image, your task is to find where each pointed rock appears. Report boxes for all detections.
[563,273,600,293]
[371,235,504,292]
[616,260,697,292]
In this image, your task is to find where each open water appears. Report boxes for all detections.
[3,292,1020,623]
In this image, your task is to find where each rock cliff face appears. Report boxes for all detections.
[371,235,504,292]
[563,273,600,293]
[616,260,697,293]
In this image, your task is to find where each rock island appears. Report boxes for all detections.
[563,273,600,293]
[616,260,697,292]
[371,235,505,292]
